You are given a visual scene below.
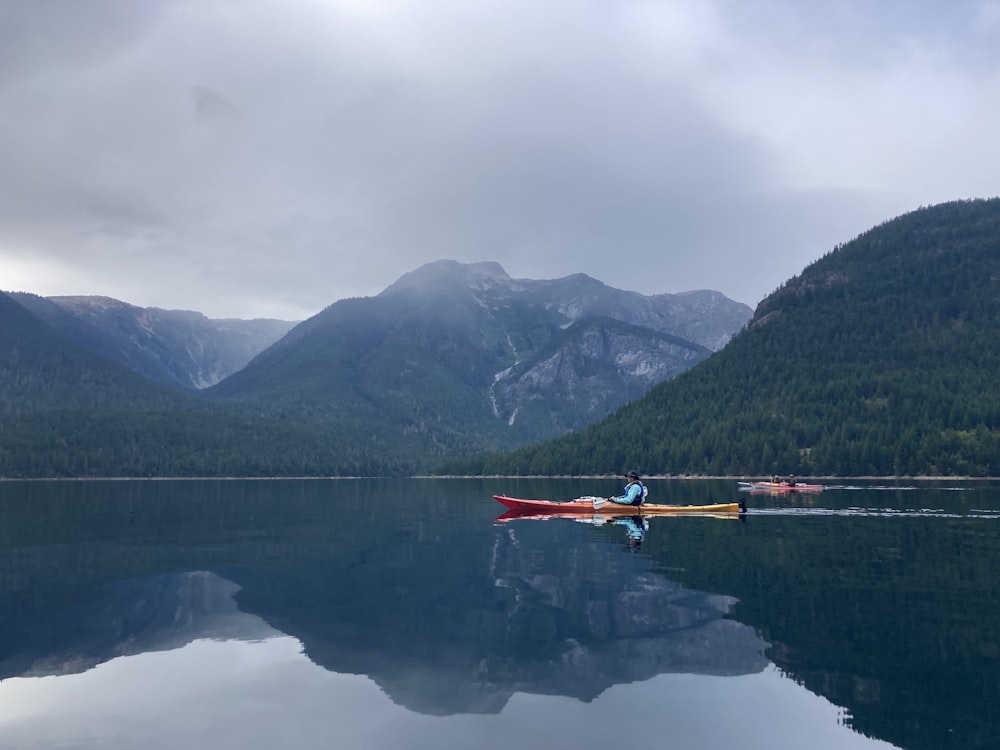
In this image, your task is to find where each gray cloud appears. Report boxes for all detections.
[1,0,998,318]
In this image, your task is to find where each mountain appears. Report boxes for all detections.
[0,263,748,477]
[0,290,190,414]
[206,261,750,453]
[469,198,1000,477]
[0,291,369,477]
[7,293,296,390]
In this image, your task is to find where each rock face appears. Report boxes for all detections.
[490,317,709,434]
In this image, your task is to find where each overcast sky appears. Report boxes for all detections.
[1,0,998,320]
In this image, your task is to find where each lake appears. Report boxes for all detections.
[0,477,997,750]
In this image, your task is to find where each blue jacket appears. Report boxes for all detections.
[610,481,645,506]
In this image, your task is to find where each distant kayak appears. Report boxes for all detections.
[493,495,745,516]
[738,481,824,493]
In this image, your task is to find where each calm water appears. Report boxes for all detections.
[1,478,998,750]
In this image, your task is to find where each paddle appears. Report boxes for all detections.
[571,496,609,508]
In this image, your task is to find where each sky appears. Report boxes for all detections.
[1,0,998,321]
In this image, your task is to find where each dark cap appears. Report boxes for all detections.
[626,470,640,479]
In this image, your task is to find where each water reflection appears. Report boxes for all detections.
[0,516,767,718]
[0,637,894,750]
[0,571,278,681]
[606,515,648,547]
[1,478,998,749]
[490,517,769,704]
[0,483,767,716]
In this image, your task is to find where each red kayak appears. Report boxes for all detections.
[738,481,824,493]
[494,495,745,517]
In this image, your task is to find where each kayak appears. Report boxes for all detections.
[738,481,824,492]
[494,495,745,516]
[494,508,741,523]
[738,481,824,493]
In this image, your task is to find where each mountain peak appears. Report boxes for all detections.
[379,260,511,296]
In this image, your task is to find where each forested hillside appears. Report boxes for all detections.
[0,291,186,414]
[0,291,412,477]
[462,199,1000,477]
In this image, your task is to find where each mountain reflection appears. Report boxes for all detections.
[489,523,768,688]
[0,481,767,717]
[0,571,279,680]
[0,551,766,715]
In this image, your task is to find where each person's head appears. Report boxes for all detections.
[626,470,640,482]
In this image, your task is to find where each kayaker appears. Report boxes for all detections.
[608,471,647,506]
[786,474,796,487]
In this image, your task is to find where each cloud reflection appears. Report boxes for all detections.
[0,638,896,750]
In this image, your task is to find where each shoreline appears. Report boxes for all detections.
[2,475,997,482]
